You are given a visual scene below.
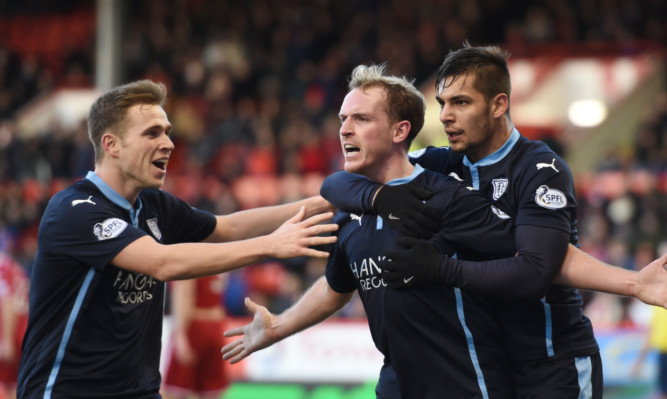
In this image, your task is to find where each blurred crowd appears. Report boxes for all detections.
[0,0,666,323]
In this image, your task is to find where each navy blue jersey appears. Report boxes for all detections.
[322,128,599,364]
[409,129,598,362]
[17,172,216,398]
[326,165,516,398]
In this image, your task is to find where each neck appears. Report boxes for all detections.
[469,120,514,163]
[93,165,140,205]
[369,153,414,184]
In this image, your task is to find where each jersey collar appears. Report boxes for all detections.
[85,171,143,227]
[385,164,425,186]
[463,127,520,168]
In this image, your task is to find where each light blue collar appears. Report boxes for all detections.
[385,164,425,186]
[463,127,520,167]
[85,171,142,226]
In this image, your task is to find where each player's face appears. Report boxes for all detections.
[338,87,397,182]
[436,73,497,162]
[115,103,174,190]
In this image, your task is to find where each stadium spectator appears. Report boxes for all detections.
[15,79,337,398]
[0,251,28,399]
[161,276,230,399]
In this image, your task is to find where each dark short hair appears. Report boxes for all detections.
[348,64,426,148]
[435,42,512,112]
[87,80,167,162]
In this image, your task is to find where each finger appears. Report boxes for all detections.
[223,327,245,338]
[221,338,243,354]
[305,235,337,246]
[287,206,307,224]
[226,347,249,363]
[229,350,250,364]
[302,212,335,227]
[222,343,245,360]
[299,248,332,258]
[307,223,339,235]
[245,297,258,313]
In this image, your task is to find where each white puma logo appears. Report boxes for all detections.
[350,213,363,226]
[72,196,96,206]
[536,159,559,173]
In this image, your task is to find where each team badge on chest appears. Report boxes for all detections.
[147,218,162,240]
[491,178,509,200]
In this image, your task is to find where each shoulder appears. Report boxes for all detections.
[409,146,463,172]
[418,169,470,192]
[47,180,107,219]
[512,137,572,178]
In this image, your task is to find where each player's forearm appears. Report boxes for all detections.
[554,244,636,296]
[115,235,272,281]
[272,276,352,341]
[320,171,378,212]
[212,196,332,242]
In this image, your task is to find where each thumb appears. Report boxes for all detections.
[407,185,433,201]
[244,297,259,313]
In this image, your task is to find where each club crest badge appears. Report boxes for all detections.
[147,218,162,240]
[492,178,509,200]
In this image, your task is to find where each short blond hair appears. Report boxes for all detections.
[348,64,426,147]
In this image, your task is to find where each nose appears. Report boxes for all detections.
[161,134,175,152]
[339,119,353,137]
[439,104,452,125]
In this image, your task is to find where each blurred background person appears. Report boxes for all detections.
[161,275,230,399]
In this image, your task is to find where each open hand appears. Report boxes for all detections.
[222,297,279,364]
[267,207,338,259]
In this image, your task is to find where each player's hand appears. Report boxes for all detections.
[222,297,279,364]
[380,237,446,289]
[635,253,667,308]
[266,207,338,259]
[372,184,440,238]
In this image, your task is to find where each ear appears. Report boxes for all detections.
[393,120,412,144]
[490,93,509,119]
[101,132,120,158]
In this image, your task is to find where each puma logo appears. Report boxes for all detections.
[350,213,363,226]
[72,196,96,206]
[536,159,559,173]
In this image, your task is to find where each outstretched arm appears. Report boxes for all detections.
[222,276,354,364]
[208,195,335,242]
[113,208,338,281]
[556,246,667,308]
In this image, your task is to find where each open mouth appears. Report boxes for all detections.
[344,144,360,154]
[152,159,168,171]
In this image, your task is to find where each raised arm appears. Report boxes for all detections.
[221,276,354,364]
